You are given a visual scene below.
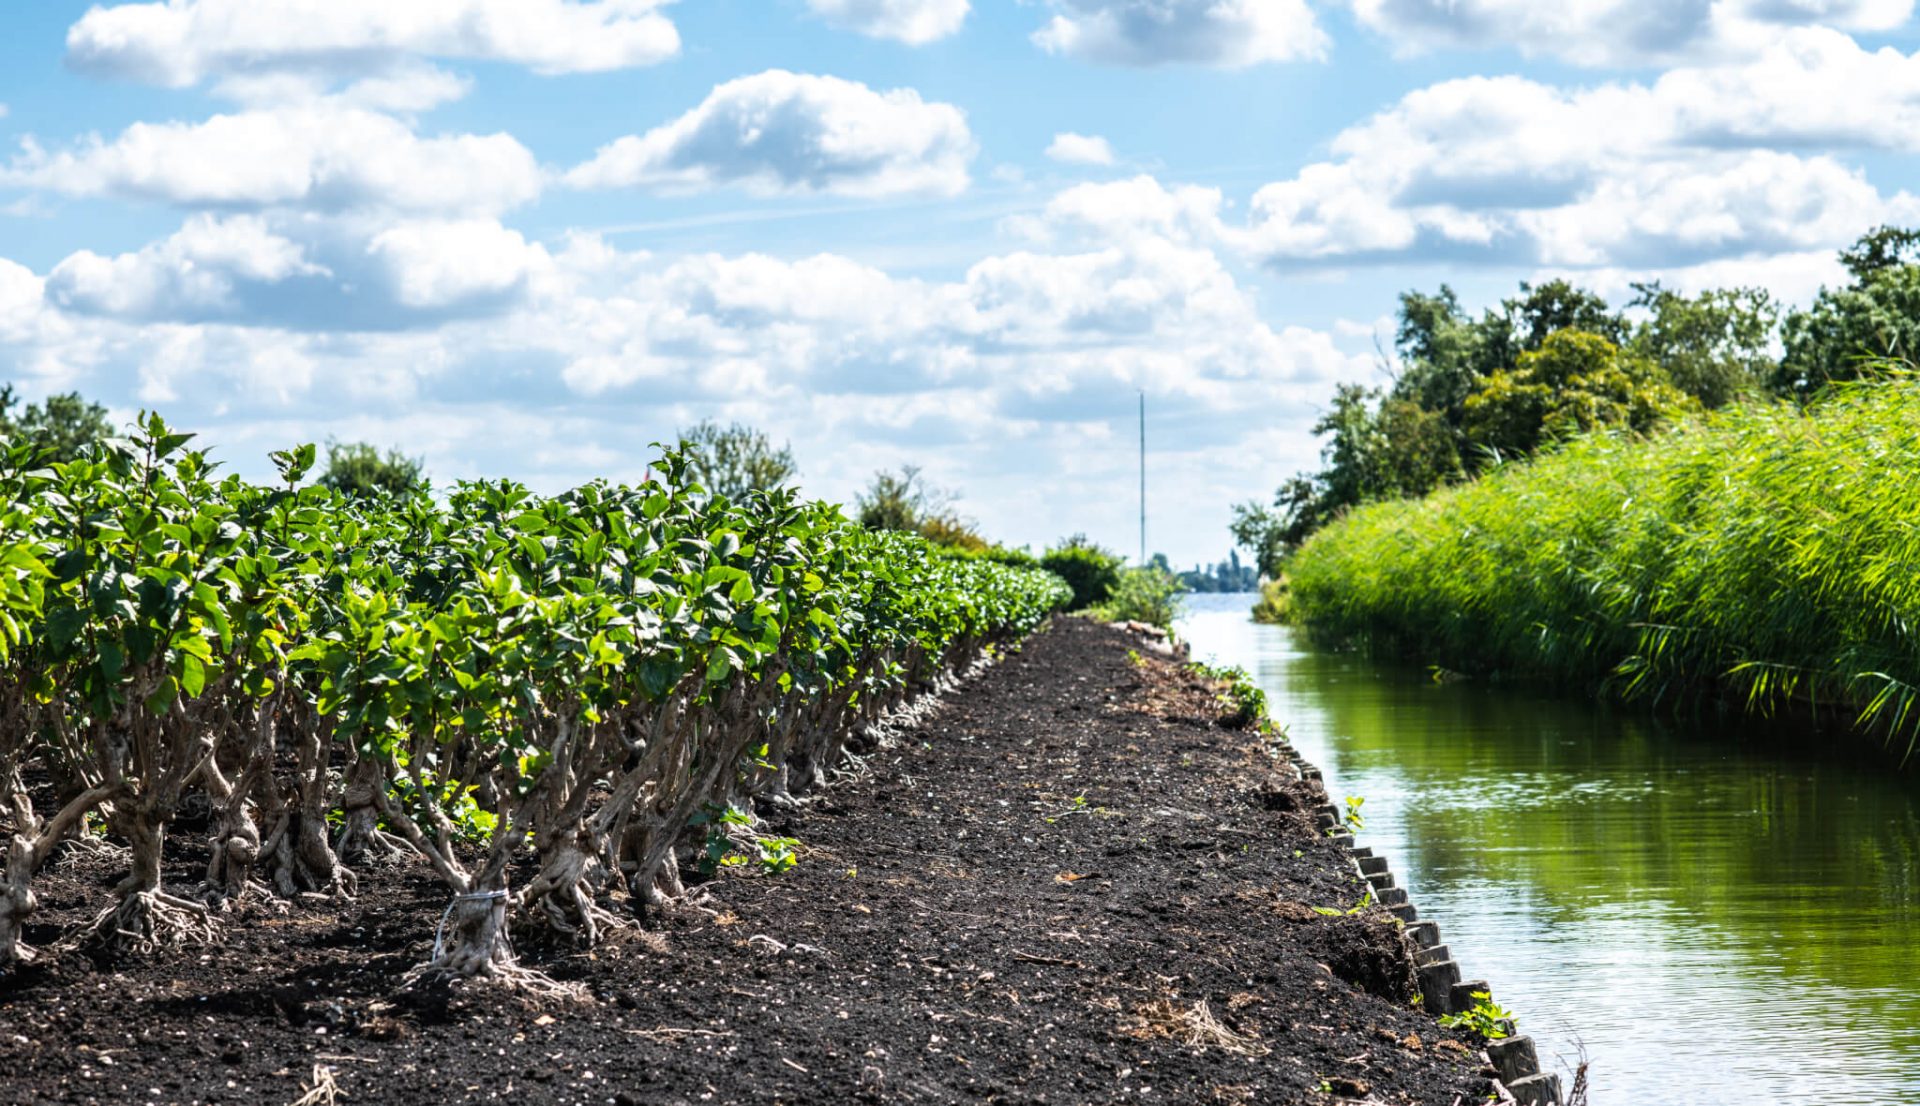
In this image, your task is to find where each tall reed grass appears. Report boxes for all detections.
[1288,379,1920,763]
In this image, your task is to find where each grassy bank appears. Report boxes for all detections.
[1288,380,1920,762]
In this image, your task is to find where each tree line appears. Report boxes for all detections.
[1232,226,1920,575]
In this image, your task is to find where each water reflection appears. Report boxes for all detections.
[1176,594,1920,1106]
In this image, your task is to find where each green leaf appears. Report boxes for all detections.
[99,640,125,683]
[179,651,208,698]
[47,605,86,649]
[144,674,179,715]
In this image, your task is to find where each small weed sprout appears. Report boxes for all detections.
[1044,795,1097,824]
[1343,795,1365,833]
[691,804,754,875]
[1311,891,1375,916]
[756,836,800,874]
[1126,648,1147,668]
[1439,991,1517,1040]
[1187,661,1271,730]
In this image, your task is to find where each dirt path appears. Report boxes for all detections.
[0,617,1492,1105]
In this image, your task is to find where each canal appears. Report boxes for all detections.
[1176,593,1920,1106]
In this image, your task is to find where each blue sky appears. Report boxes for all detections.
[3,1,1918,567]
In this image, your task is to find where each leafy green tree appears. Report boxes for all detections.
[853,463,996,551]
[676,419,797,500]
[1392,281,1628,428]
[1374,397,1462,494]
[1270,474,1334,552]
[1777,244,1920,395]
[1239,278,1661,558]
[1228,500,1289,578]
[1234,385,1465,568]
[1628,283,1777,408]
[316,440,429,498]
[1837,225,1920,279]
[1463,330,1695,458]
[0,386,113,463]
[857,465,940,532]
[918,515,989,552]
[1312,384,1391,515]
[1391,286,1491,425]
[1502,278,1628,353]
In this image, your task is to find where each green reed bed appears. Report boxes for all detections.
[1288,379,1920,762]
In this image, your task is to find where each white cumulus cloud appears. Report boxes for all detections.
[565,70,975,197]
[1347,0,1915,66]
[1234,37,1920,269]
[1020,175,1227,246]
[1045,132,1116,166]
[4,106,541,215]
[65,0,681,87]
[45,214,328,322]
[1033,0,1328,67]
[210,63,477,113]
[42,213,550,329]
[365,220,549,311]
[804,0,969,44]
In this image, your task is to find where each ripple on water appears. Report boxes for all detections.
[1174,597,1920,1106]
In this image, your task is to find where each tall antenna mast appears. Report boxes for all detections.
[1138,390,1146,567]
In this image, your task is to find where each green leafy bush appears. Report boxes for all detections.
[1042,537,1123,610]
[1188,662,1269,730]
[1250,577,1289,625]
[1089,565,1185,630]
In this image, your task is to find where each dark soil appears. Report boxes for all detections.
[0,617,1493,1105]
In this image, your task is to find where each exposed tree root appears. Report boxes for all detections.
[76,888,218,957]
[335,819,414,867]
[403,888,585,1001]
[518,840,626,948]
[262,808,357,900]
[636,849,686,908]
[203,812,261,905]
[3,782,128,964]
[335,760,415,867]
[0,860,38,965]
[51,833,128,868]
[755,769,802,812]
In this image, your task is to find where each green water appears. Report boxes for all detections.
[1176,594,1920,1106]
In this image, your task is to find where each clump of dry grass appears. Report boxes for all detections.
[289,1064,340,1106]
[1123,997,1270,1057]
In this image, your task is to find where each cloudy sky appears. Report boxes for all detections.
[2,1,1916,566]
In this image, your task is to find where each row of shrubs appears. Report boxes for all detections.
[0,418,1070,984]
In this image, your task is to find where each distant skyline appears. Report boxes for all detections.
[3,1,1918,564]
